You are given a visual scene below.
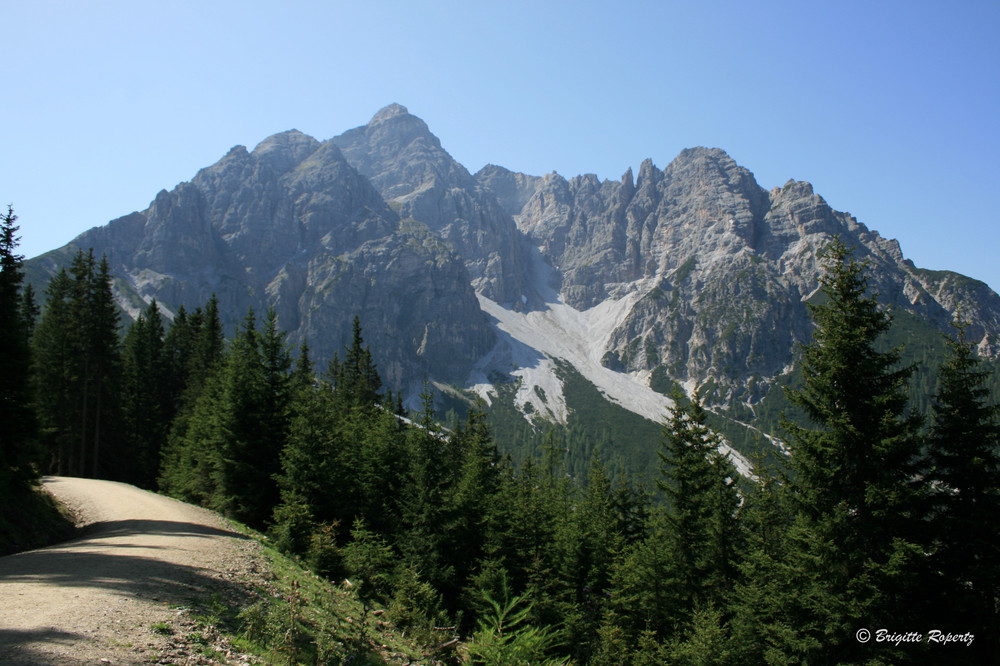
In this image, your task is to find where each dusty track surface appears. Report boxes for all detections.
[0,477,262,665]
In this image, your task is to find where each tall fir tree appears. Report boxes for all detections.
[119,300,170,487]
[160,295,227,493]
[778,238,925,663]
[924,322,1000,656]
[182,308,291,527]
[61,249,121,478]
[32,250,121,478]
[600,389,741,660]
[658,389,742,615]
[329,315,382,412]
[0,205,38,489]
[31,269,77,474]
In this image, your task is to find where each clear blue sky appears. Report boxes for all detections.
[5,1,999,289]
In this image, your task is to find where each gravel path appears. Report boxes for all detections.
[0,477,264,665]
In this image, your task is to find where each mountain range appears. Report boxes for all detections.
[26,103,1000,472]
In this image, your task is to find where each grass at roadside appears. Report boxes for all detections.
[181,521,445,665]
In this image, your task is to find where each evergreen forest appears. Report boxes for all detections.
[3,205,999,664]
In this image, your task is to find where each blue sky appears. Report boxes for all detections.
[5,1,999,289]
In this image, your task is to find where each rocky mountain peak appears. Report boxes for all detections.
[250,130,322,171]
[369,103,410,125]
[332,108,531,305]
[26,106,1000,436]
[635,158,659,191]
[620,167,635,199]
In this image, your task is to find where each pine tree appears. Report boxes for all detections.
[779,238,925,662]
[162,304,193,412]
[56,249,122,478]
[435,404,502,608]
[160,295,227,494]
[19,282,38,338]
[272,375,346,550]
[658,388,741,614]
[398,386,451,589]
[602,389,742,658]
[329,315,382,411]
[291,341,314,387]
[192,295,224,383]
[119,300,169,487]
[0,205,38,488]
[209,308,291,526]
[31,269,77,474]
[925,322,1000,655]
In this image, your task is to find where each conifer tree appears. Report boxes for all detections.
[329,315,382,411]
[398,387,451,589]
[162,304,193,411]
[658,388,741,612]
[19,282,38,338]
[209,308,291,526]
[779,238,924,662]
[437,404,502,606]
[31,269,77,474]
[272,374,346,550]
[925,322,1000,654]
[292,341,314,387]
[62,249,121,477]
[602,389,741,658]
[31,250,122,478]
[120,300,169,487]
[0,205,38,488]
[160,295,227,494]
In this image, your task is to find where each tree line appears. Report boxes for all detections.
[3,206,998,663]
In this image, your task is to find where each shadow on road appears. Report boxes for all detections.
[79,518,250,541]
[0,520,248,600]
[0,627,93,665]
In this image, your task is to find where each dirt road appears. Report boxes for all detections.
[0,477,261,665]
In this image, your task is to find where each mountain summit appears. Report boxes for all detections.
[26,106,1000,459]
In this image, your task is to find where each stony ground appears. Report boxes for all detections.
[0,477,269,665]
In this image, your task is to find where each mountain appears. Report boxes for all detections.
[26,104,1000,472]
[27,124,494,388]
[478,148,1000,402]
[331,104,533,307]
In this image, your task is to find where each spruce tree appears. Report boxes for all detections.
[925,322,1000,655]
[780,238,924,662]
[398,387,451,589]
[329,315,382,411]
[209,308,291,526]
[19,282,38,338]
[0,205,38,488]
[120,300,169,487]
[603,389,741,658]
[31,269,77,474]
[60,249,121,478]
[658,388,741,613]
[162,304,193,412]
[160,295,227,494]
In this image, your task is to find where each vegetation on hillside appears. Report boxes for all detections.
[4,212,999,663]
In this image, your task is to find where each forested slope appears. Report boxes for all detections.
[6,202,998,662]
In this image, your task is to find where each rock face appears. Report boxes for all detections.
[331,105,532,307]
[27,106,1000,412]
[34,127,494,388]
[480,147,1000,400]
